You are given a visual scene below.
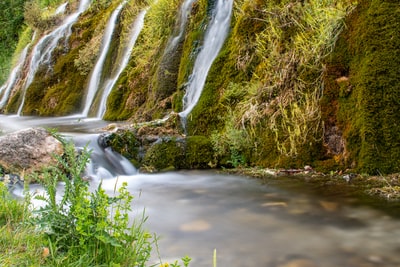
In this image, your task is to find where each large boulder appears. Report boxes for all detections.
[0,127,64,174]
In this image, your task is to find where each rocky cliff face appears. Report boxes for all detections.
[1,0,400,174]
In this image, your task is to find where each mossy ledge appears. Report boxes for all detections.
[102,115,214,172]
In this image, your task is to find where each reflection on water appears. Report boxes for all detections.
[99,171,400,267]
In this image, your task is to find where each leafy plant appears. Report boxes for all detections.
[160,255,192,267]
[211,113,252,168]
[32,135,154,266]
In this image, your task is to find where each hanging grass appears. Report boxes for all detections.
[234,0,356,157]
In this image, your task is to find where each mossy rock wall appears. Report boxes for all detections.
[185,0,264,136]
[103,0,182,121]
[324,0,400,174]
[3,0,400,174]
[15,4,118,116]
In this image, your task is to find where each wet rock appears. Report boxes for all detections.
[0,127,63,175]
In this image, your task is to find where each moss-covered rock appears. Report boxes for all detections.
[183,136,214,169]
[142,137,185,171]
[324,0,400,174]
[102,130,141,167]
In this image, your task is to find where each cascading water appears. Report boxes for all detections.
[55,2,68,15]
[178,0,233,124]
[73,133,137,179]
[17,0,92,116]
[0,45,30,109]
[165,0,197,53]
[96,9,147,119]
[81,2,127,117]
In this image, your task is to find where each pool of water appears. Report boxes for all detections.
[2,115,400,266]
[98,171,400,267]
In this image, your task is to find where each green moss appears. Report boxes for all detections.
[140,136,214,171]
[21,46,87,116]
[142,138,185,171]
[104,0,181,121]
[104,131,141,167]
[0,0,25,84]
[102,73,133,121]
[184,136,214,169]
[185,0,266,136]
[325,0,400,174]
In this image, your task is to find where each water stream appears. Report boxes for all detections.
[1,1,399,264]
[165,0,197,53]
[96,9,147,119]
[179,0,233,123]
[82,2,127,117]
[55,2,68,15]
[2,114,400,267]
[0,44,30,108]
[17,0,92,115]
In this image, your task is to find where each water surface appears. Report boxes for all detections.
[100,171,400,267]
[2,115,400,267]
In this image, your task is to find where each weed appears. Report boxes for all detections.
[0,181,27,225]
[32,135,154,266]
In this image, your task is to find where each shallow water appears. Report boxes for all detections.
[2,115,400,266]
[98,171,400,267]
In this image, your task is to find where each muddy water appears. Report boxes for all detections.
[100,171,400,267]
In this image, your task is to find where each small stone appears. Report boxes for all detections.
[262,202,288,208]
[319,201,339,212]
[367,255,383,263]
[304,165,313,173]
[180,220,211,232]
[277,259,318,267]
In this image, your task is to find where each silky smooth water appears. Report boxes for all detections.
[82,2,127,117]
[96,9,147,119]
[2,115,400,267]
[17,0,92,115]
[179,0,233,122]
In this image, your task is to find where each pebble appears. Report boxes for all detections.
[179,220,211,232]
[319,200,339,212]
[276,259,318,267]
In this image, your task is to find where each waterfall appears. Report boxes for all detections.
[96,9,147,119]
[0,45,30,109]
[166,0,197,53]
[55,2,68,15]
[81,2,127,117]
[73,134,137,180]
[17,0,92,116]
[179,0,233,122]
